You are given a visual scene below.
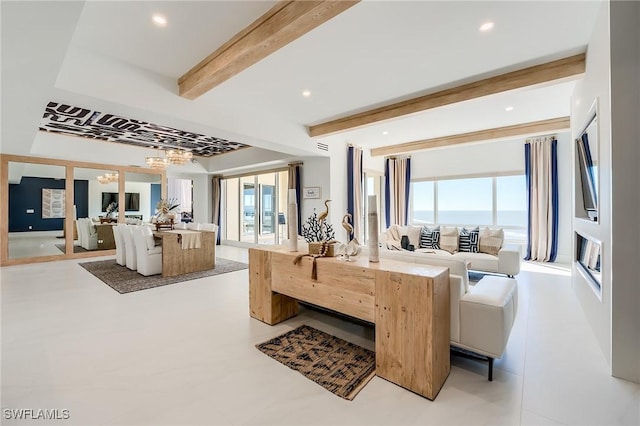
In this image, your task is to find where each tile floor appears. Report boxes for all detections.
[1,246,639,425]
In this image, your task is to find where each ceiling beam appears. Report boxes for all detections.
[370,117,571,157]
[178,0,360,100]
[308,53,585,137]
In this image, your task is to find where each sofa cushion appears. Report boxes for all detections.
[439,226,459,253]
[419,226,440,249]
[479,228,504,255]
[459,227,480,252]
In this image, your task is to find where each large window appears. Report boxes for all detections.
[438,177,492,225]
[411,173,526,241]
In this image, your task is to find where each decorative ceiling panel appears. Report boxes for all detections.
[38,101,249,156]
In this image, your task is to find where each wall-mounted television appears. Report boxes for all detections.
[575,113,598,221]
[101,192,140,211]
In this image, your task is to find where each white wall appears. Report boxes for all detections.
[571,0,612,369]
[383,135,572,262]
[571,0,640,383]
[86,180,153,221]
[608,0,640,382]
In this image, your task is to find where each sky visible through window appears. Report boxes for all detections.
[412,175,526,227]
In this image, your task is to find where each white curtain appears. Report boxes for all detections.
[525,136,558,262]
[167,178,192,213]
[347,146,363,242]
[385,157,411,227]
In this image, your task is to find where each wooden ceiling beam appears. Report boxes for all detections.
[309,54,585,137]
[370,117,571,157]
[179,0,360,100]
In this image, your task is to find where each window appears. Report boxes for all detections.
[411,173,526,241]
[411,181,434,224]
[437,177,492,225]
[496,175,527,227]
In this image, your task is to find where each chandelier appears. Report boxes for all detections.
[145,148,170,170]
[97,172,119,184]
[165,149,193,165]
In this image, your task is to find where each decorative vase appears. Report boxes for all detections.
[401,235,410,250]
[287,189,298,252]
[367,195,379,262]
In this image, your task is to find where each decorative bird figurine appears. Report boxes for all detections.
[317,199,331,222]
[342,213,354,239]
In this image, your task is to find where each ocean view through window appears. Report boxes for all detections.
[411,174,526,242]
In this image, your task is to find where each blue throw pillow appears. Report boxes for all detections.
[459,227,480,252]
[420,226,440,249]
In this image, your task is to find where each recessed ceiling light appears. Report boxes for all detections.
[302,90,311,98]
[152,14,168,27]
[382,131,389,135]
[505,106,514,112]
[479,21,494,32]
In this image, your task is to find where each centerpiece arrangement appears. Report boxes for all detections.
[105,201,118,218]
[155,198,180,223]
[301,200,336,256]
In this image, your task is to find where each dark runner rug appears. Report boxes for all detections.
[79,258,248,294]
[256,325,376,400]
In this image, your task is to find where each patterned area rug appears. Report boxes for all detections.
[256,325,376,400]
[79,258,248,294]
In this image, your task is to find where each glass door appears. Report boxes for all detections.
[222,171,288,246]
[241,178,255,243]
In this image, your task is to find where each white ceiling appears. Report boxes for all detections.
[1,0,603,173]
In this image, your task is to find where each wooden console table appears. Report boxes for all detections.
[153,230,216,277]
[249,246,450,400]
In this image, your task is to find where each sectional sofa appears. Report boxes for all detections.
[379,225,522,277]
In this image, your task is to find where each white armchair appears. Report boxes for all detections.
[113,224,127,266]
[187,222,202,230]
[132,226,162,276]
[121,225,138,271]
[76,218,98,250]
[378,249,518,380]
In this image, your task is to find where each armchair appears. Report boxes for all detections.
[132,226,162,276]
[121,225,138,271]
[76,218,98,250]
[113,224,127,266]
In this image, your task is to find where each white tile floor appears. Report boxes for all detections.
[1,246,639,425]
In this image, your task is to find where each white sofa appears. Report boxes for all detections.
[380,225,522,277]
[378,248,518,380]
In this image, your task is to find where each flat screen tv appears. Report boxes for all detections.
[101,192,140,211]
[575,114,598,221]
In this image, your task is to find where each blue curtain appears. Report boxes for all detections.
[212,176,222,245]
[347,146,355,240]
[346,146,363,240]
[384,159,391,228]
[524,137,558,262]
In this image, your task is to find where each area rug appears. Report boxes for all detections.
[256,325,376,400]
[55,244,88,254]
[468,271,487,284]
[79,258,248,294]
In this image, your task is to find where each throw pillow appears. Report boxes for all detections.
[459,227,480,252]
[419,226,440,249]
[439,226,459,253]
[479,228,504,255]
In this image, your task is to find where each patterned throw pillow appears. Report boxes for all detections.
[479,228,504,255]
[419,226,440,249]
[459,227,480,253]
[439,226,459,253]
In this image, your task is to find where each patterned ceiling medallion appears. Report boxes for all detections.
[39,101,249,157]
